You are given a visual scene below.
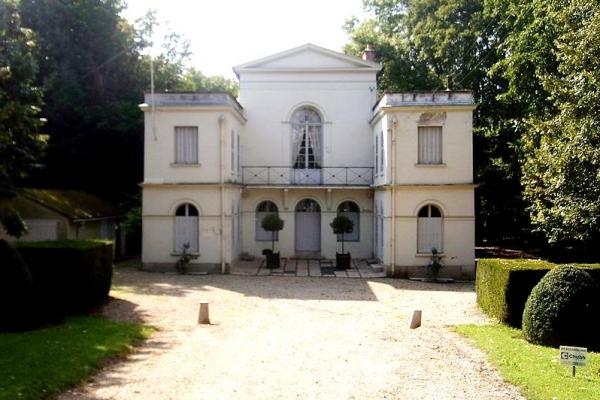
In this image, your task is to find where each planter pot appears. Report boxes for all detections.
[266,252,280,269]
[336,252,351,270]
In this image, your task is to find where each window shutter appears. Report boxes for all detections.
[175,216,199,253]
[418,127,442,164]
[175,127,198,164]
[418,217,443,253]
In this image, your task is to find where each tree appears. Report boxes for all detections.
[177,68,238,96]
[330,215,354,254]
[521,1,600,244]
[0,0,44,237]
[261,213,284,251]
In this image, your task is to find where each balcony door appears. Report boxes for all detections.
[292,107,322,185]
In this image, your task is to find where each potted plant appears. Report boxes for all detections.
[175,243,198,274]
[261,213,284,268]
[425,248,444,282]
[330,214,354,269]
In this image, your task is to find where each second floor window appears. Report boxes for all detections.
[418,126,442,164]
[292,108,322,169]
[175,126,198,164]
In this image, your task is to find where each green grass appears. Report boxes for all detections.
[0,316,153,400]
[454,324,600,400]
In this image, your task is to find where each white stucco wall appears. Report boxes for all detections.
[373,107,475,185]
[238,70,377,170]
[142,185,241,267]
[143,106,244,184]
[241,188,373,259]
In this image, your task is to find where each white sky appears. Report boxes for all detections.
[122,0,368,80]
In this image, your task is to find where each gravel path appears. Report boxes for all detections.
[60,268,524,400]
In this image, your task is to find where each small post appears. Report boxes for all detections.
[572,365,576,377]
[198,302,210,324]
[409,310,422,329]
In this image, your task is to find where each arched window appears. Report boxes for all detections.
[417,204,443,253]
[175,203,199,253]
[337,201,360,242]
[291,108,322,170]
[256,201,279,241]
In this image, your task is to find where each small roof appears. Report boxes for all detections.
[233,43,382,77]
[19,188,122,221]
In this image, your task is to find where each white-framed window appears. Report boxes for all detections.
[418,126,442,164]
[417,204,443,253]
[175,203,199,253]
[231,129,235,175]
[337,201,360,242]
[175,127,198,164]
[291,108,322,169]
[256,201,279,241]
[236,132,241,175]
[379,130,384,173]
[375,135,379,176]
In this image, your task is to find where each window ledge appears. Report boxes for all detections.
[171,252,200,256]
[171,163,202,168]
[415,253,445,257]
[415,163,446,168]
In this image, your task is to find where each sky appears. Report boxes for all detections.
[122,0,369,80]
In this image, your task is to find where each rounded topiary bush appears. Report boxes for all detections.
[522,265,599,349]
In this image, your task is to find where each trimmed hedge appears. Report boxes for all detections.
[14,240,113,315]
[476,259,600,327]
[522,266,599,349]
[0,241,39,330]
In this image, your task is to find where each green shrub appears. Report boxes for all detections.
[15,240,113,315]
[522,266,599,349]
[0,240,39,331]
[476,259,600,327]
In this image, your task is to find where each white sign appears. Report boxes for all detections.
[559,346,587,367]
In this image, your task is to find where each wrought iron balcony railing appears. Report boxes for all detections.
[242,166,373,186]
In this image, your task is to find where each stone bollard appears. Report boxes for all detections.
[409,310,422,329]
[198,302,210,324]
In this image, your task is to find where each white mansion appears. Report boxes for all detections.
[140,43,476,278]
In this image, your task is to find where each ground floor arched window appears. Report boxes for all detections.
[417,204,443,253]
[175,203,199,253]
[256,201,279,241]
[337,201,360,242]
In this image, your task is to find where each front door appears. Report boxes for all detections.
[295,199,321,253]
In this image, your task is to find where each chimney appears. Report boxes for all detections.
[362,44,375,62]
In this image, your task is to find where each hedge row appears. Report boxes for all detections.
[1,240,113,330]
[476,259,600,327]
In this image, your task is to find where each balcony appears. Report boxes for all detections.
[242,166,373,186]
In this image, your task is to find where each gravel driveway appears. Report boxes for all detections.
[60,267,523,400]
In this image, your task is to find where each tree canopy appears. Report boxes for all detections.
[0,0,45,237]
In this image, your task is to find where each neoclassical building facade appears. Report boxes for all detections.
[140,43,476,278]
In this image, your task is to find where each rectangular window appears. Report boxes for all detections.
[375,135,379,175]
[175,126,198,164]
[236,133,241,175]
[379,131,384,173]
[418,126,442,164]
[231,129,235,175]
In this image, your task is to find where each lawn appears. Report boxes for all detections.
[454,324,600,400]
[0,316,153,400]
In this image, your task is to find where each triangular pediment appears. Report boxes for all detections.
[233,43,381,76]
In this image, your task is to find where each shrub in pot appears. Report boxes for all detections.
[522,265,600,349]
[261,213,284,268]
[330,215,354,269]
